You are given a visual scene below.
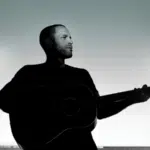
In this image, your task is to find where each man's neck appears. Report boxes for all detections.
[45,57,65,68]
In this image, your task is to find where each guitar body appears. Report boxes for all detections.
[45,83,97,144]
[10,83,97,146]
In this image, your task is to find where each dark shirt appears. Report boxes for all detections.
[0,63,99,150]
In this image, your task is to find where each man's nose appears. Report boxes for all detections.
[68,38,73,45]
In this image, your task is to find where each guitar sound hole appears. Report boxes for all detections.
[62,97,80,116]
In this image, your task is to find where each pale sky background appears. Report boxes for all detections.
[0,0,150,147]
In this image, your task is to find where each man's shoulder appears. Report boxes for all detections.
[17,63,46,72]
[16,64,33,73]
[65,64,88,74]
[14,64,40,78]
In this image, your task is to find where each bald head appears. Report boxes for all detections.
[39,24,66,51]
[39,24,73,59]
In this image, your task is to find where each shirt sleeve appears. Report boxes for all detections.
[0,66,27,113]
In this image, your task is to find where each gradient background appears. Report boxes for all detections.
[0,0,150,147]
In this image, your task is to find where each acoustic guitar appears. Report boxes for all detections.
[44,84,150,145]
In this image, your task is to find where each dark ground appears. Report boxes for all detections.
[0,146,150,150]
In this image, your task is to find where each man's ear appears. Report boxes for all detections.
[45,37,53,49]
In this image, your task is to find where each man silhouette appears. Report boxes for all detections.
[0,24,149,150]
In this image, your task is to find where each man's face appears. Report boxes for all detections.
[53,26,73,59]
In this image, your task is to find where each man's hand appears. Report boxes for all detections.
[132,84,150,103]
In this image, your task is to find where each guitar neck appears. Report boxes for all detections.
[98,85,150,104]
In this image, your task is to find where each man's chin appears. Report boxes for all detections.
[63,53,73,59]
[64,55,73,59]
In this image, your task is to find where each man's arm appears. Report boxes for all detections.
[97,85,149,120]
[0,80,15,113]
[83,69,149,120]
[97,97,135,120]
[0,65,27,113]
